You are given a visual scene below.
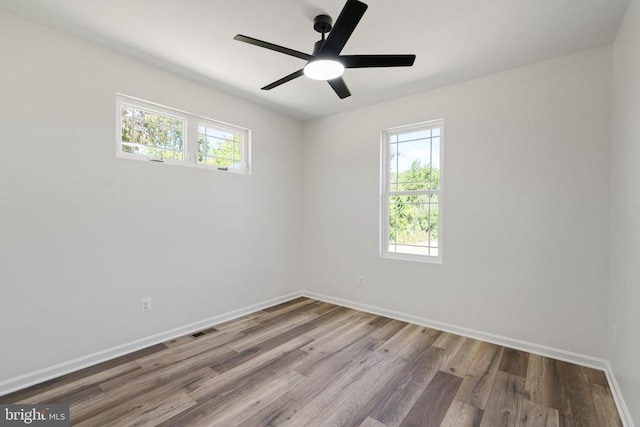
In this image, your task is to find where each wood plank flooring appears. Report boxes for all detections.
[0,297,622,426]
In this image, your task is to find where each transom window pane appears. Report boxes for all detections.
[120,104,184,160]
[198,124,242,170]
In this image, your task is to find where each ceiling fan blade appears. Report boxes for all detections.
[234,34,312,61]
[327,77,351,99]
[261,69,305,90]
[340,54,416,68]
[320,0,368,56]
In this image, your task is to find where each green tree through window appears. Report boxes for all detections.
[389,160,439,244]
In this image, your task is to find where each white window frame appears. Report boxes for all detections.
[380,119,444,264]
[116,94,251,174]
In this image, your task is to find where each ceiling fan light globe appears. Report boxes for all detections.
[303,59,345,80]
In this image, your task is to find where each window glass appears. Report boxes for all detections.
[198,124,243,170]
[120,105,185,160]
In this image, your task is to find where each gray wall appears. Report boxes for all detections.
[611,0,640,423]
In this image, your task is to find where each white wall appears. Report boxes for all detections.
[0,11,303,382]
[611,0,640,423]
[303,47,612,358]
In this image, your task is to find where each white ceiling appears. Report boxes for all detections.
[0,0,629,121]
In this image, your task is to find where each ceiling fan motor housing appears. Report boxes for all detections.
[313,15,334,55]
[313,14,333,34]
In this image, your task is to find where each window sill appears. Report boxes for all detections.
[380,251,442,264]
[115,152,249,175]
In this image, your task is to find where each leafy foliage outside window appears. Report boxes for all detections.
[121,105,184,160]
[389,161,439,245]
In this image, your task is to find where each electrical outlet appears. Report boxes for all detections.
[141,297,152,312]
[357,275,365,285]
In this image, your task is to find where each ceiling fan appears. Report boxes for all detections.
[233,0,416,99]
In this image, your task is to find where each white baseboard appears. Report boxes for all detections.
[604,361,636,427]
[0,291,304,398]
[301,290,635,427]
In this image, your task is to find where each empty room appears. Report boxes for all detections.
[0,0,638,426]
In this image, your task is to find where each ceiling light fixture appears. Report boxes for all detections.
[303,59,345,80]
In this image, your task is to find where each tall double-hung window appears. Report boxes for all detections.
[381,120,443,263]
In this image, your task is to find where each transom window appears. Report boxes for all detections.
[116,94,250,174]
[381,120,443,263]
[198,124,244,171]
[121,105,185,160]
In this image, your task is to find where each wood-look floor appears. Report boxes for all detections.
[1,297,622,426]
